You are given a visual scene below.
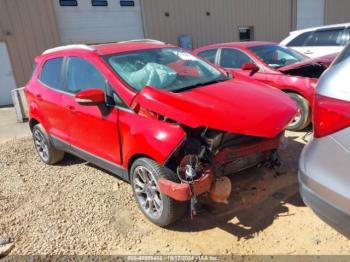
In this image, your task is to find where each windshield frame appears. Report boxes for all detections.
[101,47,227,92]
[248,44,307,69]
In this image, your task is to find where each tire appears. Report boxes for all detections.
[130,158,187,227]
[32,124,64,165]
[286,93,311,131]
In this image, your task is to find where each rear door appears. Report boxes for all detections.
[62,56,122,165]
[37,57,71,142]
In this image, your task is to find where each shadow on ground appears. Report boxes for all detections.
[169,136,306,240]
[55,134,306,240]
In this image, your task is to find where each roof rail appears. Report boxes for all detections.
[118,39,166,44]
[42,44,95,55]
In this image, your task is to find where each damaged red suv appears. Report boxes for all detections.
[25,40,297,226]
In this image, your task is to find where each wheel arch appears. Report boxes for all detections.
[29,118,40,131]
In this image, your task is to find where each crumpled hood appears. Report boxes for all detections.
[278,53,338,72]
[132,79,297,138]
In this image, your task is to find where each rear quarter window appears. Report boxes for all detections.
[39,58,64,90]
[306,28,345,46]
[287,32,312,47]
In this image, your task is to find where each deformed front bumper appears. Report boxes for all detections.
[158,168,213,201]
[159,135,281,202]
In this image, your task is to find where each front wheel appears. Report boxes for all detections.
[286,93,311,131]
[130,158,187,227]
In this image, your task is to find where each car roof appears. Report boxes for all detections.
[289,23,350,35]
[40,39,176,58]
[195,41,276,51]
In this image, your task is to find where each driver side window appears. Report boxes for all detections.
[66,57,106,94]
[219,48,253,69]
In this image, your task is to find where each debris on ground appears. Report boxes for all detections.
[0,134,349,255]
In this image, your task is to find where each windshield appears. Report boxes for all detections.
[248,44,306,68]
[103,48,226,92]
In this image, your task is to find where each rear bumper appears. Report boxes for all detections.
[299,171,350,238]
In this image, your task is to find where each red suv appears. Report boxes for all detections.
[25,40,297,226]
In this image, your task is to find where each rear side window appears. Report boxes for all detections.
[39,58,64,89]
[197,49,218,63]
[67,57,105,94]
[306,28,345,46]
[287,32,312,47]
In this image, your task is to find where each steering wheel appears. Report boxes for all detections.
[279,58,287,66]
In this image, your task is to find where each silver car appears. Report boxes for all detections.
[299,44,350,238]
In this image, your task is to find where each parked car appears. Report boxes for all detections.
[193,42,336,131]
[299,43,350,238]
[25,40,297,227]
[281,23,350,58]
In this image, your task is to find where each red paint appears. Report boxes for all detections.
[158,169,213,201]
[158,179,192,201]
[133,83,296,138]
[213,135,281,165]
[193,42,337,108]
[75,89,106,104]
[25,41,297,183]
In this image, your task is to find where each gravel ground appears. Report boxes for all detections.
[0,132,349,256]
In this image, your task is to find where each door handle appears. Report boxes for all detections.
[35,94,43,101]
[67,105,76,113]
[304,50,313,55]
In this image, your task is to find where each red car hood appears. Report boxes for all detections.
[278,53,338,72]
[132,79,297,138]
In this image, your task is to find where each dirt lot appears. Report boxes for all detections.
[0,131,349,256]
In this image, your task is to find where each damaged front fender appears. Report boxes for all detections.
[118,109,186,170]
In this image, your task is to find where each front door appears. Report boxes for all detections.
[219,48,266,81]
[62,56,122,165]
[0,42,16,106]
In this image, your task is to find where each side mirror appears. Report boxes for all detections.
[241,62,259,72]
[75,89,106,106]
[225,71,233,79]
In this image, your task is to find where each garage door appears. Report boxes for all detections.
[53,0,144,44]
[0,42,16,106]
[297,0,325,30]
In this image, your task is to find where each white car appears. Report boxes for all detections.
[281,23,350,58]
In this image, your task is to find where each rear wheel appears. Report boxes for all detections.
[32,124,64,165]
[130,158,187,227]
[287,93,311,131]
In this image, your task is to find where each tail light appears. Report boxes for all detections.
[313,94,350,138]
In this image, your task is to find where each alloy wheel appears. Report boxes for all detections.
[133,166,163,219]
[33,129,49,162]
